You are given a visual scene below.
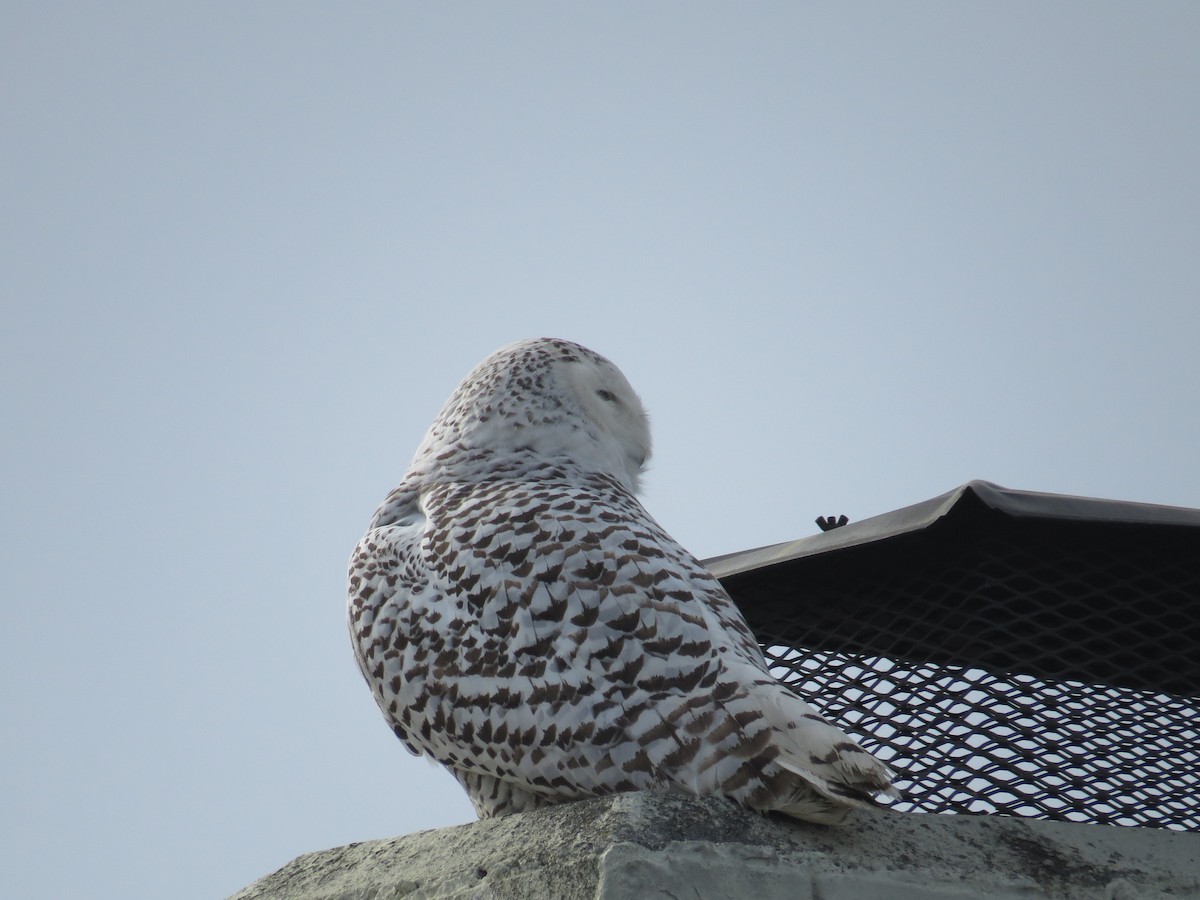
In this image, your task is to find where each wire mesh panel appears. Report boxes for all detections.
[721,495,1200,831]
[764,647,1200,829]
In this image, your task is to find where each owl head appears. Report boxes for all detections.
[412,338,652,492]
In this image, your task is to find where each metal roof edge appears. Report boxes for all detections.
[703,480,1200,580]
[964,480,1200,526]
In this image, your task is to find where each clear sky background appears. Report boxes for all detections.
[3,4,1198,898]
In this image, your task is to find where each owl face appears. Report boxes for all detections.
[562,354,652,490]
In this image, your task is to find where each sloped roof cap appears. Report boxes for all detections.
[705,479,1200,579]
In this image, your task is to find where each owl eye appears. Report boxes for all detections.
[595,389,617,403]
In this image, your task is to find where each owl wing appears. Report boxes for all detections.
[348,476,892,820]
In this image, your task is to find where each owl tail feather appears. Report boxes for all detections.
[763,684,899,823]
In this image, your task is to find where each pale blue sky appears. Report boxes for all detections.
[3,4,1198,898]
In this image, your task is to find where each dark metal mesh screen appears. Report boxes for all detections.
[728,511,1200,831]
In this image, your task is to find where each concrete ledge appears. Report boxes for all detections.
[230,792,1200,899]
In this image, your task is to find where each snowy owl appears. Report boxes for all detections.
[347,338,895,824]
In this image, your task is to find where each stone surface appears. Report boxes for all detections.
[230,792,1200,899]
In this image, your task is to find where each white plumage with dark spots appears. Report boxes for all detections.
[348,337,896,824]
